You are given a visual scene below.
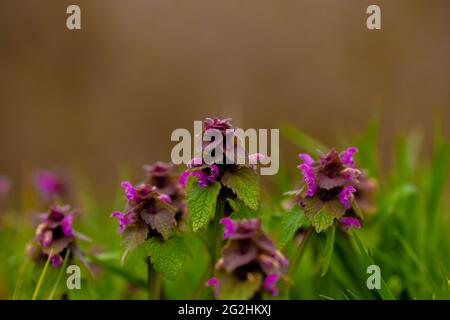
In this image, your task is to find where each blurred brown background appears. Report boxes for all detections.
[0,0,448,195]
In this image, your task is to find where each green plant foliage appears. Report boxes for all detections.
[216,272,262,300]
[222,167,260,210]
[228,198,259,220]
[321,225,336,277]
[145,235,188,281]
[277,206,307,249]
[186,177,221,232]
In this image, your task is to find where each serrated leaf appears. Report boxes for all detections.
[122,224,148,252]
[222,167,259,210]
[186,177,221,232]
[228,198,258,220]
[141,209,176,240]
[217,272,262,300]
[303,198,344,233]
[277,206,307,249]
[145,235,188,281]
[310,207,335,233]
[320,225,336,277]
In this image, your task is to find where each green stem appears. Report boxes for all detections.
[32,249,53,300]
[48,249,71,300]
[284,228,314,294]
[210,197,225,275]
[147,257,162,300]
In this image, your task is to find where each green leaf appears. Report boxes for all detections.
[277,206,307,249]
[310,209,334,233]
[303,198,344,233]
[122,243,148,274]
[281,123,328,154]
[145,235,188,281]
[228,198,258,220]
[217,272,262,300]
[122,225,148,251]
[87,253,147,290]
[320,225,336,277]
[222,167,259,210]
[186,177,221,232]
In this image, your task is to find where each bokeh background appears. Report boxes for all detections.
[0,0,448,197]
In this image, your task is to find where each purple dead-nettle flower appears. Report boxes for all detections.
[112,162,186,243]
[289,147,365,232]
[209,218,288,299]
[353,174,378,214]
[181,118,263,191]
[144,161,179,195]
[112,181,177,240]
[203,118,233,133]
[26,204,90,268]
[34,170,66,202]
[180,159,221,189]
[145,161,186,220]
[0,175,10,198]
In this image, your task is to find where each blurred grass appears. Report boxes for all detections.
[0,119,448,300]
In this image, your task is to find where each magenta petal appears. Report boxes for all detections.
[192,171,208,188]
[208,165,219,182]
[220,217,236,239]
[263,273,279,296]
[121,181,138,201]
[111,211,132,234]
[298,163,317,197]
[61,215,73,236]
[158,194,172,204]
[298,153,314,166]
[338,186,356,209]
[340,147,358,166]
[41,230,53,247]
[50,255,63,268]
[178,171,190,188]
[207,277,219,286]
[339,217,361,229]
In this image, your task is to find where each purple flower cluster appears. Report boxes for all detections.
[34,170,66,200]
[26,205,88,268]
[208,218,288,298]
[179,118,264,189]
[296,148,364,230]
[111,162,185,240]
[0,176,10,211]
[0,175,10,198]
